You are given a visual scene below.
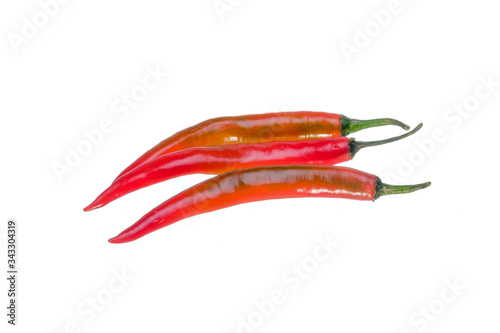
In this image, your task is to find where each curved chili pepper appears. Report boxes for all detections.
[114,112,410,180]
[84,124,422,212]
[108,165,430,244]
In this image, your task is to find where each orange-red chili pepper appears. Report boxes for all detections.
[114,112,410,180]
[108,165,430,244]
[84,124,422,212]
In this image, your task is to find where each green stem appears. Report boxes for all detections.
[340,115,410,136]
[349,123,423,158]
[374,179,431,200]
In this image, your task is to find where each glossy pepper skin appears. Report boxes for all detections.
[108,165,430,244]
[114,112,410,180]
[84,124,422,212]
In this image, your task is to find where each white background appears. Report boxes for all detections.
[1,0,500,332]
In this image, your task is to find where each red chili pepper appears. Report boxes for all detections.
[108,165,430,244]
[114,112,410,180]
[84,124,422,212]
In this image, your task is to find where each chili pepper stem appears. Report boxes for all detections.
[341,116,410,136]
[349,123,423,158]
[374,179,431,200]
